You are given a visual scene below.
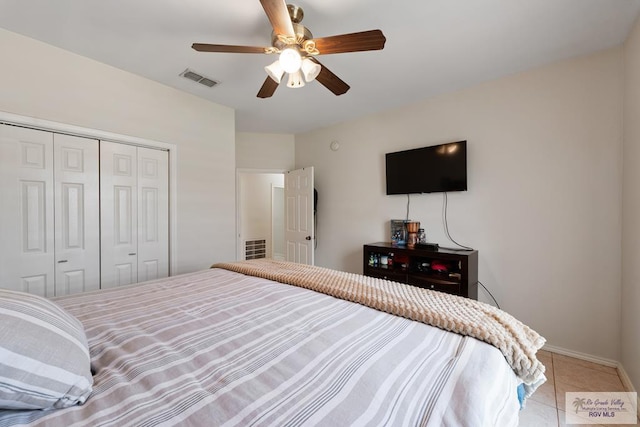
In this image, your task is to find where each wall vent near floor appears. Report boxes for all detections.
[180,69,219,88]
[245,239,266,260]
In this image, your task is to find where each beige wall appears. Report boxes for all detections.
[0,28,236,273]
[296,48,624,361]
[236,132,295,170]
[622,16,640,392]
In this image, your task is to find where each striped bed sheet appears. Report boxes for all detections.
[0,267,520,426]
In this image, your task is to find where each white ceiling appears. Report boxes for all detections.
[1,0,639,134]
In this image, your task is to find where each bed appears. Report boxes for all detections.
[0,260,546,426]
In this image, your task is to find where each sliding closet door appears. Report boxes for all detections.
[0,126,101,296]
[53,134,100,295]
[0,125,55,296]
[137,147,169,282]
[101,141,169,288]
[1,124,168,294]
[100,141,138,288]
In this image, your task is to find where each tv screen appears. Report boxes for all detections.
[385,141,467,195]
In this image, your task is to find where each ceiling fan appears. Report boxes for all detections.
[192,0,386,98]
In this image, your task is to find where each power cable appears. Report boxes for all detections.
[441,192,473,251]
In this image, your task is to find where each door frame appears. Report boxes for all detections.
[236,168,286,261]
[0,111,179,276]
[271,183,285,261]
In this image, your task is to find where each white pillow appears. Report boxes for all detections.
[0,289,93,410]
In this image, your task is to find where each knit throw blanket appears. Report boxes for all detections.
[212,259,546,391]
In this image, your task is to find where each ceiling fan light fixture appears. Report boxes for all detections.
[191,2,386,98]
[301,58,321,82]
[279,47,302,73]
[287,70,305,88]
[265,60,285,83]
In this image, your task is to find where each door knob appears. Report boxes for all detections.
[305,236,311,240]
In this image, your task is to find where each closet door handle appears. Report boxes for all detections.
[57,260,68,263]
[129,253,137,256]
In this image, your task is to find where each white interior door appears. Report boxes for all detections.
[285,167,314,265]
[137,146,169,282]
[100,141,138,288]
[53,134,100,295]
[0,125,55,296]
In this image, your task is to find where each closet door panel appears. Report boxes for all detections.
[137,147,169,282]
[54,134,100,295]
[0,125,55,296]
[100,141,138,288]
[22,181,47,252]
[114,263,135,287]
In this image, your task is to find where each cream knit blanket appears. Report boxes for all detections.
[212,259,546,389]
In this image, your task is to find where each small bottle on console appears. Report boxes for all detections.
[418,228,427,244]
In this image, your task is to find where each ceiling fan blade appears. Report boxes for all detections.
[312,59,350,96]
[257,76,280,98]
[192,43,269,54]
[260,0,295,37]
[312,29,386,55]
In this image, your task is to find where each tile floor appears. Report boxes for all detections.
[519,351,639,426]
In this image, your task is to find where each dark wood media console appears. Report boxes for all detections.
[363,242,478,300]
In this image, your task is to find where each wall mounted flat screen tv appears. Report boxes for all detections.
[385,141,467,195]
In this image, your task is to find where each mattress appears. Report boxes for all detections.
[0,267,523,426]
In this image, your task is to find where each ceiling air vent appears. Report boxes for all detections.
[180,69,219,88]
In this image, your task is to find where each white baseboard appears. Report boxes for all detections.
[543,344,639,420]
[542,344,619,368]
[616,363,640,421]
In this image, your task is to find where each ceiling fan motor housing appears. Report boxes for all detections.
[271,23,313,52]
[269,5,313,54]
